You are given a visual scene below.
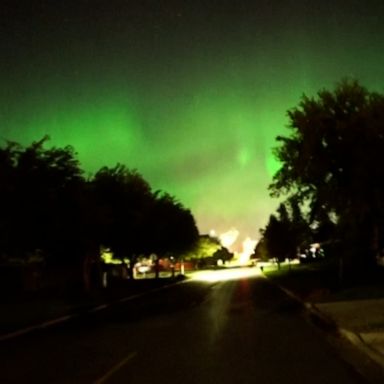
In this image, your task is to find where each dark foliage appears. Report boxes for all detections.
[0,138,199,289]
[269,79,384,269]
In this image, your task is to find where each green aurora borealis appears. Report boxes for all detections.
[2,0,384,246]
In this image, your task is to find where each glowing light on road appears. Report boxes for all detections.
[189,267,261,283]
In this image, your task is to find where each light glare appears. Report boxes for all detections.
[238,237,258,265]
[219,228,239,249]
[189,267,261,283]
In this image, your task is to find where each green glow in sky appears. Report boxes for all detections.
[2,0,384,245]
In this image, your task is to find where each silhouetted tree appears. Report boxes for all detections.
[146,193,199,277]
[261,213,288,264]
[0,141,19,258]
[285,196,311,254]
[253,238,268,262]
[212,247,233,264]
[183,234,222,267]
[0,138,200,291]
[91,164,153,279]
[261,198,310,264]
[0,137,84,262]
[269,79,384,270]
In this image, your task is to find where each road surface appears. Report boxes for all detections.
[0,268,368,383]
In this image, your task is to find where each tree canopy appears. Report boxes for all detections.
[269,80,384,267]
[0,136,84,262]
[184,234,222,261]
[261,198,310,262]
[146,192,199,258]
[0,138,200,279]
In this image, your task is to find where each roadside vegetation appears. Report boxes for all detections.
[263,260,384,304]
[0,136,201,294]
[259,79,384,300]
[4,78,384,303]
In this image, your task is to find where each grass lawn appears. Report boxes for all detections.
[263,260,384,303]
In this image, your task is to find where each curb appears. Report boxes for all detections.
[305,302,339,332]
[0,314,76,342]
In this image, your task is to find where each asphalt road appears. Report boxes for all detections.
[0,269,368,383]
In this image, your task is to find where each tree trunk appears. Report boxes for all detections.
[154,258,160,279]
[82,242,101,293]
[128,259,135,280]
[83,255,92,293]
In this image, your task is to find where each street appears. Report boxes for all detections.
[0,269,366,383]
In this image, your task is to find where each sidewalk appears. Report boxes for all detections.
[263,263,384,374]
[313,299,384,368]
[277,280,384,374]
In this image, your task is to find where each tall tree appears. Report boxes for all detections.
[0,141,18,258]
[261,197,310,263]
[91,164,154,278]
[0,137,84,262]
[146,192,199,277]
[184,234,222,264]
[269,79,384,268]
[261,213,288,263]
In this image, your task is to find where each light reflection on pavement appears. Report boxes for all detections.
[188,267,262,283]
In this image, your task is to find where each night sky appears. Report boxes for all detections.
[2,0,384,248]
